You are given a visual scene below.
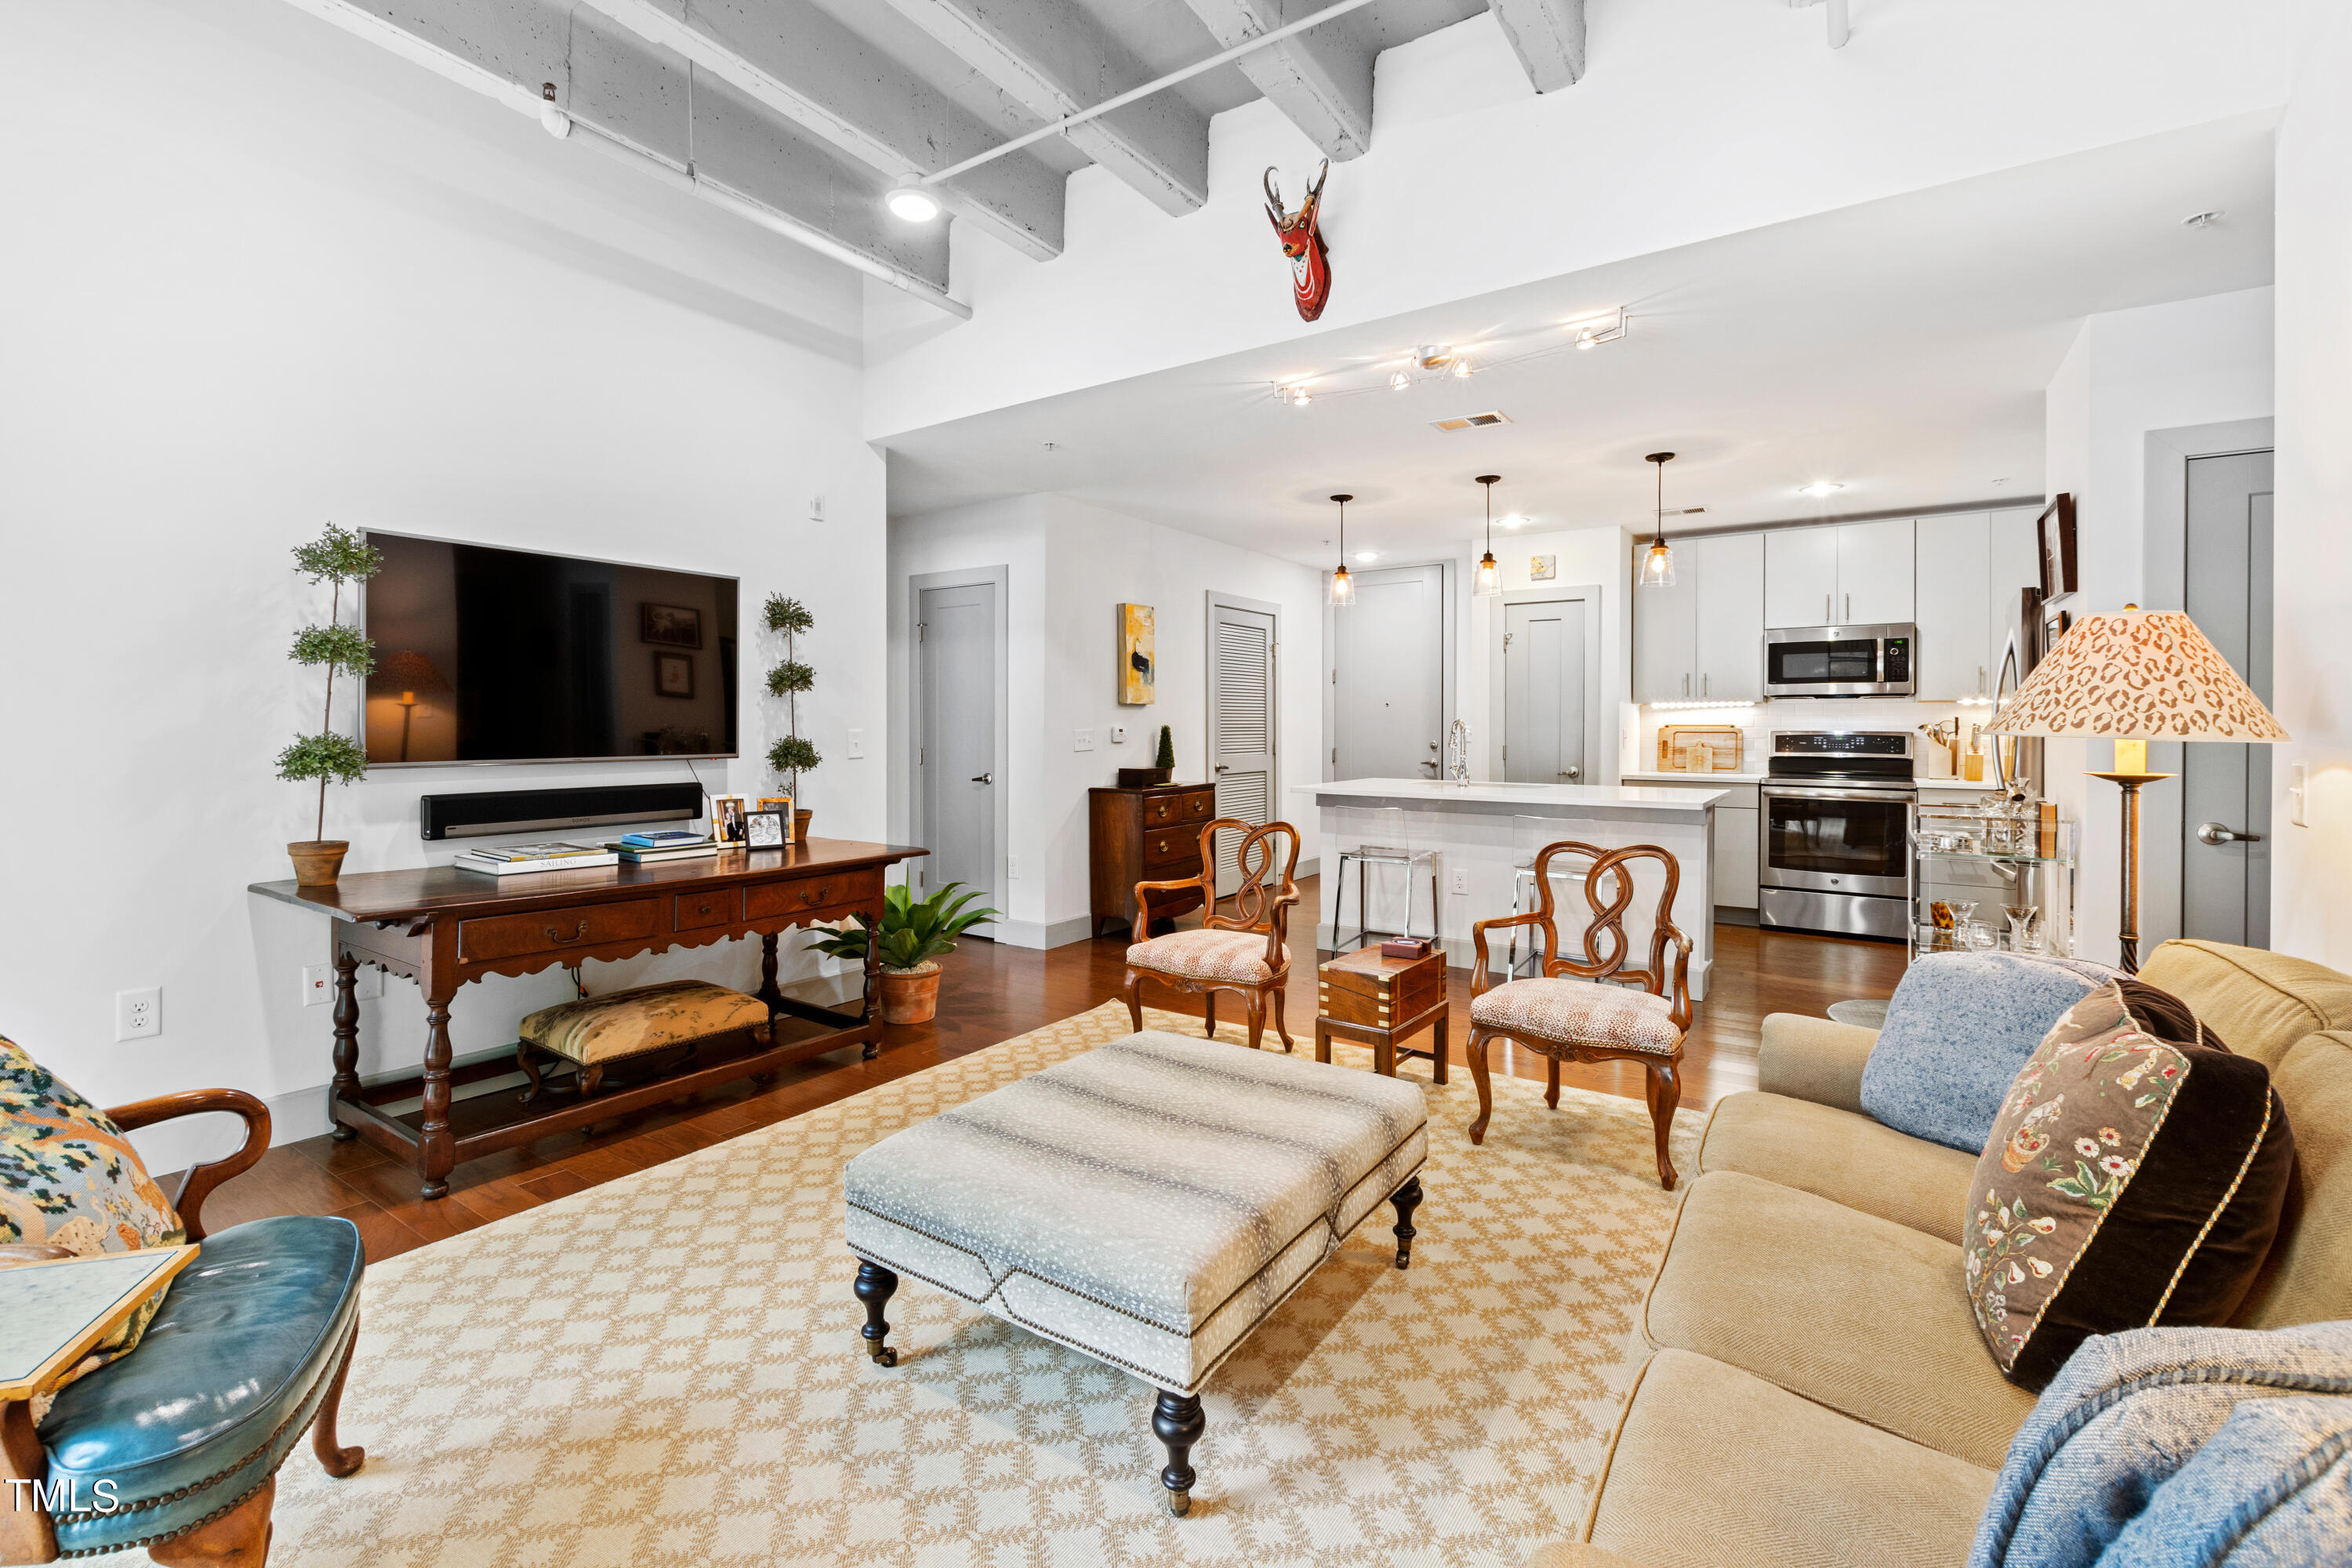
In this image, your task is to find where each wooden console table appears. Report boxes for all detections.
[250,837,926,1200]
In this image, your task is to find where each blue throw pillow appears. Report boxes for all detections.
[1970,1321,2352,1568]
[1858,952,2118,1152]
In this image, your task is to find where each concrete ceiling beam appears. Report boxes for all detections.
[1488,0,1585,92]
[1178,0,1373,161]
[880,0,1210,217]
[583,0,1065,261]
[283,0,958,307]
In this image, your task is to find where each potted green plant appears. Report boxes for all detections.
[764,593,819,840]
[806,882,998,1025]
[276,524,381,885]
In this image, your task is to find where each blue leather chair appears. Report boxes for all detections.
[0,1091,364,1566]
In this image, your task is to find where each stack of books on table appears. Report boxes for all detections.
[608,830,718,865]
[453,840,618,877]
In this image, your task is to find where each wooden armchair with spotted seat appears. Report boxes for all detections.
[1465,840,1694,1189]
[1122,818,1301,1051]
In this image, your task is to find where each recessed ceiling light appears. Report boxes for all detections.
[1798,481,1845,497]
[2183,210,2224,229]
[1355,550,1381,562]
[884,185,942,223]
[1501,514,1528,529]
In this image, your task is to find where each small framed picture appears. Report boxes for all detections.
[655,652,695,699]
[1530,554,1557,581]
[2042,604,2074,655]
[756,794,794,840]
[2035,493,2078,602]
[641,603,702,648]
[745,809,788,850]
[710,794,749,846]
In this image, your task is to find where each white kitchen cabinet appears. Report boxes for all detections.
[1635,779,1759,910]
[1632,546,1698,702]
[1988,508,2041,687]
[1915,513,1991,699]
[1692,532,1765,701]
[1836,518,1916,624]
[1764,527,1840,628]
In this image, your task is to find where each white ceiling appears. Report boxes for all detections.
[882,116,2275,564]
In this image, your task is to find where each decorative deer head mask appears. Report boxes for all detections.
[1264,160,1331,322]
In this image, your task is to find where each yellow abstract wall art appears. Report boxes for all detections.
[1118,604,1156,705]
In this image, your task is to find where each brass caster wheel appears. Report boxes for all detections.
[1167,1490,1191,1519]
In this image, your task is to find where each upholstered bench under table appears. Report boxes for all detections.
[842,1029,1429,1515]
[515,978,771,1102]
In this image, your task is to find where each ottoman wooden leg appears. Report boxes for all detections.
[1390,1176,1423,1269]
[516,1043,545,1105]
[1152,1390,1205,1517]
[855,1261,899,1367]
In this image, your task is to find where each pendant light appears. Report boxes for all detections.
[1474,474,1503,597]
[1638,451,1677,588]
[1328,493,1357,608]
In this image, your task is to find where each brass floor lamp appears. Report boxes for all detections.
[1987,606,2287,973]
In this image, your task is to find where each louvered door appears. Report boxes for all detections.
[1210,601,1278,898]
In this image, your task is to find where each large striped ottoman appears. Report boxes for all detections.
[843,1029,1429,1515]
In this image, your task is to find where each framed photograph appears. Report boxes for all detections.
[2035,493,2078,602]
[655,652,695,699]
[1117,603,1156,706]
[2042,604,2074,656]
[745,808,788,850]
[1530,554,1558,582]
[641,603,703,648]
[710,794,749,846]
[756,795,794,832]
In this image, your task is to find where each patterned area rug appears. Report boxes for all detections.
[181,1004,1702,1567]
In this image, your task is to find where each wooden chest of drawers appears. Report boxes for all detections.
[1089,784,1216,938]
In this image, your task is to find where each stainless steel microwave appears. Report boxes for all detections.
[1762,623,1915,698]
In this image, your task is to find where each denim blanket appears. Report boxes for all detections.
[1971,1321,2352,1567]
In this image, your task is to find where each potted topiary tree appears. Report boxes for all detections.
[1156,724,1176,774]
[764,593,819,840]
[277,524,381,886]
[805,882,998,1025]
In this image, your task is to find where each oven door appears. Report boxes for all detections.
[1759,785,1915,898]
[1764,635,1886,696]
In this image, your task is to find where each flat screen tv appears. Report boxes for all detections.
[361,532,738,766]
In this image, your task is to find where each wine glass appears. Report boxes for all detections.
[2005,906,2042,953]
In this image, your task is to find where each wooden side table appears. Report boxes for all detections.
[1315,946,1449,1083]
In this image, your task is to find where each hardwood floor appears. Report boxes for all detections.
[180,878,1906,1265]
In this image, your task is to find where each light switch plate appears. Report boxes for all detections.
[1074,728,1094,752]
[848,728,866,760]
[1007,855,1022,879]
[357,967,383,1000]
[1110,726,1127,744]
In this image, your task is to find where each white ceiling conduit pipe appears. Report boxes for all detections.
[1788,0,1849,49]
[537,88,972,320]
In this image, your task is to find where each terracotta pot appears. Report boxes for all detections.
[288,840,350,887]
[793,808,814,844]
[878,962,942,1025]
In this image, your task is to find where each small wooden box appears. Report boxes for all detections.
[1318,947,1446,1029]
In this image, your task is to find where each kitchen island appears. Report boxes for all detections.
[1291,779,1726,998]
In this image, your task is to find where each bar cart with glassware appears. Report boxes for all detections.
[1911,789,2075,960]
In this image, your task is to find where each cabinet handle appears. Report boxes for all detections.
[1683,672,1690,697]
[1825,592,1831,620]
[545,920,589,945]
[1703,672,1710,699]
[1845,592,1852,622]
[803,884,829,904]
[1978,665,1985,694]
[695,902,713,916]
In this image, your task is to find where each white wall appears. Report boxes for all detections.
[2042,288,2277,967]
[866,0,2289,440]
[0,0,886,1172]
[889,495,1326,946]
[2270,0,2352,969]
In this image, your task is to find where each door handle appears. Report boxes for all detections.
[1214,764,1229,772]
[2197,822,2263,845]
[1562,766,1581,780]
[970,772,993,784]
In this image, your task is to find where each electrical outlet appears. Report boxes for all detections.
[303,965,333,1006]
[1448,868,1468,897]
[1074,728,1094,752]
[1007,855,1022,879]
[1110,726,1127,744]
[115,987,160,1041]
[848,728,866,760]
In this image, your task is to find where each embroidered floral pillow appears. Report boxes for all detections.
[1964,979,2294,1388]
[1,1031,184,1391]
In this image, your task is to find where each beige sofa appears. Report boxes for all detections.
[1530,939,2352,1568]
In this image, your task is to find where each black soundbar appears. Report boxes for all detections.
[419,782,705,841]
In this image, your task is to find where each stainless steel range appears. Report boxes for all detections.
[1758,731,1917,942]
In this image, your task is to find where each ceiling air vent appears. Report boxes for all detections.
[1664,506,1708,517]
[1430,411,1512,432]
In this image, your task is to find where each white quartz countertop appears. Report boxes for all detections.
[1296,778,1725,811]
[1621,769,1768,785]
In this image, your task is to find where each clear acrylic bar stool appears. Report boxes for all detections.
[1507,815,1571,978]
[1333,806,1439,951]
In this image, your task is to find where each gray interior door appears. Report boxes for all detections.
[1502,598,1586,784]
[2180,450,2274,948]
[1334,564,1446,779]
[1210,601,1277,898]
[917,582,996,920]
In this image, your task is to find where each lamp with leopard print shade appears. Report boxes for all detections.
[1987,606,2287,971]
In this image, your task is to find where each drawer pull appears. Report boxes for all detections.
[695,902,713,916]
[802,885,829,904]
[546,920,589,945]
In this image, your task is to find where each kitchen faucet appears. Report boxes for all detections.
[1446,719,1471,786]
